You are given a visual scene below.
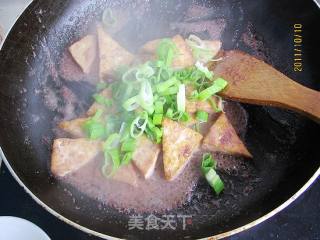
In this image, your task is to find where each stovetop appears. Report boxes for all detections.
[0,1,319,239]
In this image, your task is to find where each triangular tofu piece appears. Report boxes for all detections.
[97,24,134,79]
[132,135,160,179]
[51,138,102,177]
[162,118,203,181]
[171,35,195,69]
[203,40,222,61]
[86,88,112,116]
[203,113,252,157]
[111,163,139,187]
[139,39,161,54]
[58,118,88,138]
[69,35,97,74]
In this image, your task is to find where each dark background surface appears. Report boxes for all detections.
[0,164,319,240]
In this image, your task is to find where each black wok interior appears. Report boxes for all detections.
[0,0,319,239]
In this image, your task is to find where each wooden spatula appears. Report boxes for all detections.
[213,50,320,123]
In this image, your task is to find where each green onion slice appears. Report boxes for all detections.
[93,94,113,107]
[177,84,186,112]
[196,110,209,123]
[121,138,136,152]
[198,78,228,101]
[153,113,163,125]
[122,95,139,111]
[139,81,154,114]
[121,152,133,165]
[195,61,214,80]
[130,111,148,138]
[201,153,224,195]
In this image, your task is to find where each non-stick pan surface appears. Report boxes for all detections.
[0,0,319,239]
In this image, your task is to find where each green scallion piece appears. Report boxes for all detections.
[93,94,113,107]
[156,77,178,93]
[122,95,139,111]
[205,168,224,195]
[197,78,228,101]
[201,153,224,195]
[153,113,163,125]
[121,138,136,152]
[130,111,148,138]
[82,110,106,140]
[196,110,209,122]
[154,101,164,114]
[121,152,133,165]
[177,84,186,112]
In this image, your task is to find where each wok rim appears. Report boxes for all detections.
[0,0,319,239]
[1,148,319,239]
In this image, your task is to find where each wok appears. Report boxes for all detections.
[0,0,319,239]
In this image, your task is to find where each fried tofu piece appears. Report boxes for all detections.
[51,138,102,177]
[58,118,88,138]
[140,39,160,54]
[69,35,97,74]
[111,163,139,187]
[171,35,195,69]
[86,88,112,116]
[140,35,194,69]
[186,96,221,114]
[162,118,203,181]
[132,135,160,179]
[203,113,252,157]
[204,40,222,60]
[97,24,134,79]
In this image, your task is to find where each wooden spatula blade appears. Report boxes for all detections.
[213,50,320,122]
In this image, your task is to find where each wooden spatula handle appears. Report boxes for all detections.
[273,80,320,122]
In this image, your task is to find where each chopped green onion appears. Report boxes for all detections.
[130,111,148,138]
[156,77,178,93]
[201,153,217,174]
[180,112,191,122]
[189,90,199,100]
[186,35,218,63]
[208,97,222,113]
[156,39,177,67]
[153,113,163,125]
[121,138,136,152]
[166,108,174,118]
[139,81,154,114]
[103,133,120,150]
[93,94,113,107]
[171,111,184,121]
[158,86,179,96]
[83,110,105,140]
[121,152,133,165]
[205,168,224,195]
[122,68,138,84]
[146,126,163,143]
[177,84,186,112]
[201,153,224,195]
[107,148,121,170]
[197,78,228,101]
[195,61,213,79]
[122,95,139,111]
[154,101,164,114]
[136,62,155,81]
[196,110,209,122]
[152,127,163,143]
